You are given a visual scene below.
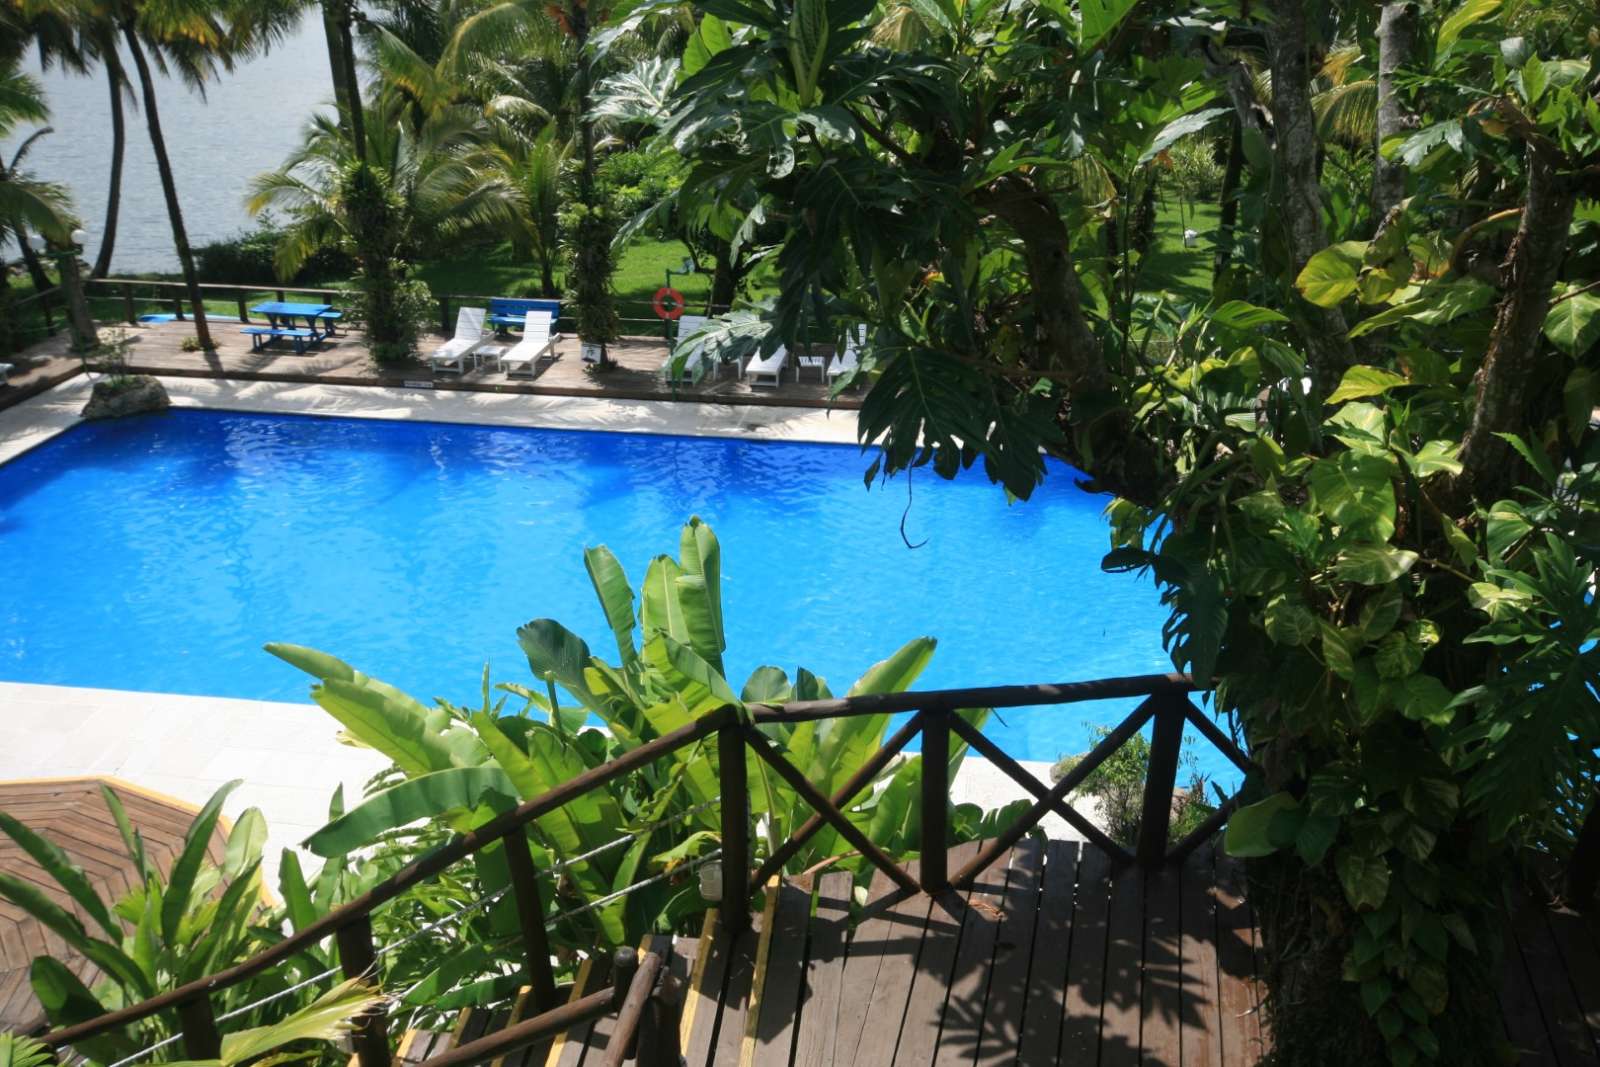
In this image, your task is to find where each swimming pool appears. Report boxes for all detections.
[0,409,1224,779]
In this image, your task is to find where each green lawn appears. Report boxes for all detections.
[1145,200,1221,303]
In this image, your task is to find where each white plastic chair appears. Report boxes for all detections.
[430,307,488,374]
[747,344,789,387]
[663,315,711,384]
[499,311,559,379]
[828,326,866,386]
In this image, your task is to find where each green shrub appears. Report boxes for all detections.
[1159,136,1227,202]
[1051,724,1215,848]
[194,218,355,286]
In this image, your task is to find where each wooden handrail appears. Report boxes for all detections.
[40,670,1245,1058]
[40,707,731,1049]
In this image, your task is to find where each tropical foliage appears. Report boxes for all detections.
[651,0,1600,1062]
[264,517,1016,1013]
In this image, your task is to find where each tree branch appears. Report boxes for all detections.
[1451,141,1577,504]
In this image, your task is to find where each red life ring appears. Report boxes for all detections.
[652,286,686,320]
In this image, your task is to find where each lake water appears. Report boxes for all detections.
[3,14,333,274]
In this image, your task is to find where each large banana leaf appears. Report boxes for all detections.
[162,781,240,944]
[217,978,385,1064]
[519,618,607,711]
[269,645,485,771]
[643,633,741,717]
[471,714,627,944]
[277,851,317,932]
[640,556,693,646]
[675,518,726,672]
[0,812,120,940]
[305,766,517,856]
[584,545,640,673]
[99,783,151,881]
[29,958,137,1065]
[187,862,265,980]
[223,808,267,880]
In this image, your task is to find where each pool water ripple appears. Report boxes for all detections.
[0,410,1230,781]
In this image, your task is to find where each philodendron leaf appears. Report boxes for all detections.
[1326,366,1408,404]
[1224,791,1301,858]
[1334,546,1419,585]
[1295,241,1367,307]
[304,766,516,857]
[1335,848,1392,911]
[1541,290,1600,356]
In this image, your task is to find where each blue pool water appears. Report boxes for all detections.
[0,410,1225,780]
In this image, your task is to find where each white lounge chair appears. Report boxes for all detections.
[663,315,711,384]
[499,310,559,379]
[747,344,789,387]
[431,306,488,374]
[828,326,866,387]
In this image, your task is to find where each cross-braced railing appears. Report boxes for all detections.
[35,672,1250,1067]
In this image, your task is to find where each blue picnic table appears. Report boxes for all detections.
[250,301,342,339]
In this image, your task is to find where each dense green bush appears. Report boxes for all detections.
[1051,725,1215,848]
[194,219,354,286]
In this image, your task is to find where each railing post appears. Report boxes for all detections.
[920,710,948,893]
[502,830,559,1012]
[335,916,392,1067]
[1136,694,1187,869]
[276,288,286,302]
[41,291,55,333]
[177,995,221,1060]
[719,718,749,932]
[171,289,184,321]
[640,974,683,1067]
[236,293,249,323]
[439,294,453,335]
[121,283,135,324]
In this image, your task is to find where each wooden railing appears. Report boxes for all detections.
[82,277,733,340]
[37,672,1250,1067]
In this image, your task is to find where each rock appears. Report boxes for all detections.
[81,375,170,420]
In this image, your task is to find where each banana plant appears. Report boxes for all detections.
[0,783,288,1064]
[269,517,1002,1005]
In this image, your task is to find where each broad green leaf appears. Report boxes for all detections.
[1225,792,1301,858]
[676,517,727,672]
[266,644,456,735]
[1327,366,1408,404]
[162,780,241,944]
[223,808,267,880]
[28,959,134,1064]
[1079,0,1138,48]
[741,666,793,704]
[1263,596,1318,646]
[1138,107,1228,164]
[220,978,384,1064]
[640,556,692,646]
[1543,292,1600,356]
[1309,453,1397,540]
[1436,0,1501,59]
[1334,546,1418,585]
[1403,440,1463,478]
[519,618,605,711]
[1399,674,1455,725]
[0,872,149,994]
[304,766,516,857]
[1335,848,1391,911]
[643,633,741,717]
[277,850,317,932]
[584,545,639,673]
[1295,242,1366,307]
[1209,300,1289,330]
[307,676,468,776]
[0,812,119,940]
[99,783,149,878]
[400,942,504,1005]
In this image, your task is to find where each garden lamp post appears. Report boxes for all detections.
[30,230,99,354]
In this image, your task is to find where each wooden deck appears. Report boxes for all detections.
[406,839,1269,1066]
[51,319,856,410]
[0,777,230,1033]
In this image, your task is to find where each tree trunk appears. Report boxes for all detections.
[711,247,737,310]
[18,238,52,292]
[121,24,212,350]
[1373,2,1417,218]
[1212,116,1243,281]
[540,255,556,297]
[1453,142,1576,504]
[1266,0,1353,389]
[572,4,597,193]
[320,1,353,123]
[92,45,128,279]
[336,4,366,162]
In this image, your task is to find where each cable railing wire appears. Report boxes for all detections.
[93,797,723,1067]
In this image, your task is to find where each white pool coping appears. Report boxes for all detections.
[0,376,1090,891]
[0,373,865,467]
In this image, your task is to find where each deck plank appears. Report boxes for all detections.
[793,872,853,1067]
[1511,897,1597,1066]
[1060,843,1114,1065]
[836,865,917,1058]
[1141,864,1184,1067]
[752,881,814,1067]
[1098,860,1145,1067]
[1179,845,1224,1067]
[974,837,1044,1067]
[930,847,1014,1067]
[683,916,737,1067]
[1016,841,1078,1067]
[1212,850,1262,1066]
[891,842,981,1067]
[853,865,934,1067]
[1546,906,1600,1060]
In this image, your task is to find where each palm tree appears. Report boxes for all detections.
[0,59,75,352]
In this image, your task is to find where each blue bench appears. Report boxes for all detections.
[312,309,343,335]
[241,326,317,354]
[487,297,561,335]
